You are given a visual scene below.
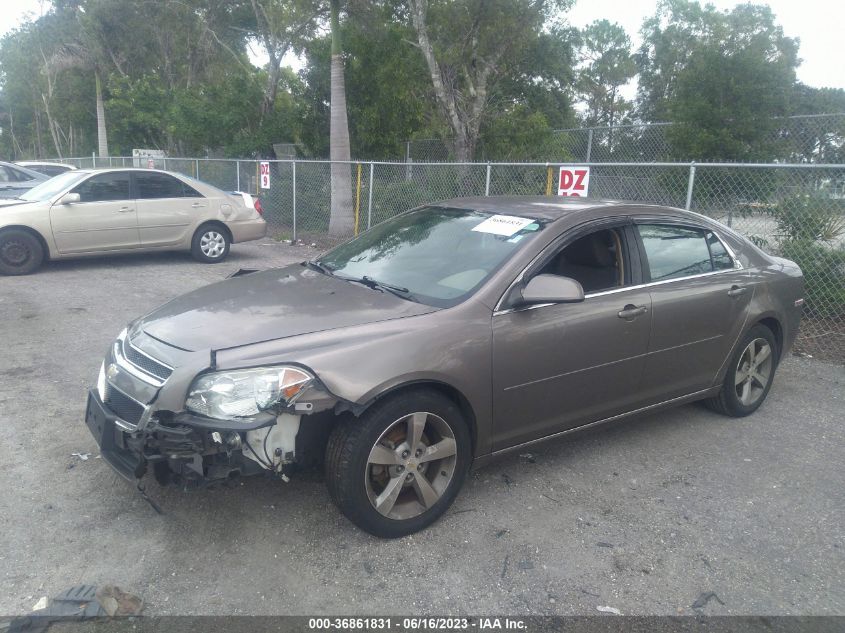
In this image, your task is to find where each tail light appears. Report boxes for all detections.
[254,197,263,215]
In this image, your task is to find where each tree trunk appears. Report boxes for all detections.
[95,69,109,158]
[328,0,354,236]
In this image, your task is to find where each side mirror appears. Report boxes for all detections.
[520,274,585,305]
[58,193,81,205]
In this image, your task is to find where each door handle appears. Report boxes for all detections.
[191,202,205,208]
[117,206,134,213]
[728,285,748,298]
[617,304,648,320]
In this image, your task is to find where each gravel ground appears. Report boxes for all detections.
[0,240,843,617]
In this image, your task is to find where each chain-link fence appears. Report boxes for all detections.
[49,156,845,361]
[406,113,845,164]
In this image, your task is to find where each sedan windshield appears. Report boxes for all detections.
[317,207,544,307]
[19,171,89,202]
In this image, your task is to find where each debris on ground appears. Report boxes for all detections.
[691,591,725,610]
[95,585,144,616]
[519,453,537,464]
[596,605,623,615]
[70,453,90,461]
[9,585,143,633]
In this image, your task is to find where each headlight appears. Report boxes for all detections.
[185,366,313,420]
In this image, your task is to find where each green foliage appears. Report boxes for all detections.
[780,239,845,319]
[576,20,636,128]
[771,194,845,318]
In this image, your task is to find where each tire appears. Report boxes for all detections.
[191,224,230,263]
[325,389,472,538]
[704,324,779,417]
[0,229,45,275]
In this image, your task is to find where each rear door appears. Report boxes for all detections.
[49,171,139,253]
[133,172,208,247]
[635,221,752,402]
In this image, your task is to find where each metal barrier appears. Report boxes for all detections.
[48,156,845,361]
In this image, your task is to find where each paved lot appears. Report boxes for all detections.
[0,240,843,616]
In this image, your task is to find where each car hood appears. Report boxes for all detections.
[137,264,439,352]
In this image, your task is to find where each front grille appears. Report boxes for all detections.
[104,384,145,425]
[123,341,173,381]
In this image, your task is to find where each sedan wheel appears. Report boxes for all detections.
[191,225,230,263]
[704,324,778,417]
[326,390,471,538]
[365,412,458,520]
[0,229,45,275]
[734,338,773,407]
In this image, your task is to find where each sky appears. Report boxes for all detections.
[2,0,842,91]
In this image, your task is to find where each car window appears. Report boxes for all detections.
[707,231,735,271]
[637,224,715,281]
[538,227,628,294]
[7,167,35,182]
[72,172,131,202]
[0,167,16,183]
[318,207,545,308]
[135,172,202,199]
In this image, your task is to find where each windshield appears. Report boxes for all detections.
[19,171,89,202]
[317,207,544,307]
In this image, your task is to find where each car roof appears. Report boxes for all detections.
[430,196,678,221]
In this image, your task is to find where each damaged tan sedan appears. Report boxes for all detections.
[0,168,266,274]
[85,197,804,537]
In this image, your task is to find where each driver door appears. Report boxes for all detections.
[491,223,652,450]
[49,171,139,253]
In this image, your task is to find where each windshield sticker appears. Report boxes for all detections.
[472,215,535,236]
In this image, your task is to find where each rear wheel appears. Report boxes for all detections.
[0,229,44,275]
[705,324,778,417]
[191,224,230,263]
[325,390,471,538]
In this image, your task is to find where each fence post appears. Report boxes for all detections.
[367,162,374,230]
[195,159,200,179]
[685,162,696,211]
[163,156,167,171]
[354,163,362,236]
[545,165,554,196]
[586,129,593,162]
[291,161,297,243]
[485,163,491,196]
[236,160,240,191]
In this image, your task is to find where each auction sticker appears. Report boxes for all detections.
[472,215,534,236]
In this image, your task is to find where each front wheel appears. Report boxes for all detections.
[704,324,778,417]
[0,229,44,275]
[191,224,230,263]
[325,390,472,538]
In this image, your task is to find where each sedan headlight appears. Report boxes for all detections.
[185,366,313,420]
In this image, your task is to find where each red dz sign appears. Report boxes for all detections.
[558,166,590,197]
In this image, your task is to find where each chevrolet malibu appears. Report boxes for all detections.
[0,168,266,275]
[85,197,804,537]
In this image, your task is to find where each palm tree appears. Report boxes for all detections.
[328,0,353,236]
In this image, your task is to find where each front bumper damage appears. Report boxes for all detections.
[86,328,341,489]
[85,388,285,486]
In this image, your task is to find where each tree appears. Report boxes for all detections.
[576,20,636,131]
[328,0,354,235]
[407,0,570,163]
[637,0,799,161]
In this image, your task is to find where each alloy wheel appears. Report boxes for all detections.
[735,337,773,406]
[365,411,458,520]
[200,231,226,258]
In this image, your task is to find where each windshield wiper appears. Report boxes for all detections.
[358,276,418,302]
[303,260,334,276]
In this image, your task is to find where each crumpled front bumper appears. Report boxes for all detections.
[85,388,275,485]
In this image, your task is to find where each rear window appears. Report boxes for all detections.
[637,224,714,281]
[135,172,202,199]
